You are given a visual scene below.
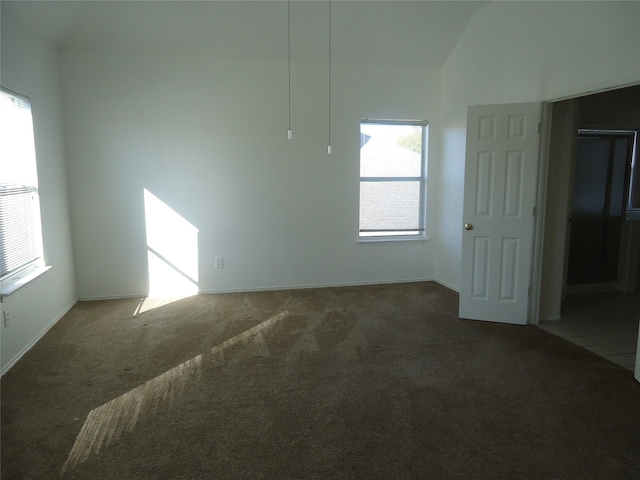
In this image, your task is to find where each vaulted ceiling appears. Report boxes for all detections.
[2,1,486,68]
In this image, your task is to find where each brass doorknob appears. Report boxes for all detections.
[464,223,474,231]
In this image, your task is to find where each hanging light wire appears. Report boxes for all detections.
[327,0,332,155]
[287,0,293,140]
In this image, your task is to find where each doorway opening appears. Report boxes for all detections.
[537,85,640,373]
[567,129,637,289]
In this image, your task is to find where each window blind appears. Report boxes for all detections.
[0,185,40,278]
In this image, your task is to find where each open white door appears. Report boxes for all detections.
[460,103,541,325]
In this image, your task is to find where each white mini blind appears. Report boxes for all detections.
[0,87,43,280]
[0,186,40,277]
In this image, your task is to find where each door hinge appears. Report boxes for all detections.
[533,206,536,217]
[528,286,532,297]
[538,122,542,134]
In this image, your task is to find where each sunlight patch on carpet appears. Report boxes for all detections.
[62,354,202,473]
[133,295,196,315]
[62,310,290,473]
[210,311,290,364]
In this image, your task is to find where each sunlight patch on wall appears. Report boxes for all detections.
[144,189,199,299]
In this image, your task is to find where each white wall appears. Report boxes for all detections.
[1,12,77,372]
[59,6,441,298]
[436,0,640,291]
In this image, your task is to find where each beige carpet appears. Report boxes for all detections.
[2,282,640,479]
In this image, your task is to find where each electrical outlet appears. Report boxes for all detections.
[215,257,224,269]
[3,310,10,328]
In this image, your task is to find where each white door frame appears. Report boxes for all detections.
[528,102,554,325]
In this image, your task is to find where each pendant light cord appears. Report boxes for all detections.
[288,0,292,140]
[327,0,332,155]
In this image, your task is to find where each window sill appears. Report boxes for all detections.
[358,236,431,244]
[0,265,52,302]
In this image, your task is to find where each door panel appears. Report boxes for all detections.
[460,103,541,325]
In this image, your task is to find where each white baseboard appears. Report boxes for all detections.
[78,279,440,301]
[78,293,146,301]
[433,278,459,293]
[1,299,77,376]
[198,278,437,296]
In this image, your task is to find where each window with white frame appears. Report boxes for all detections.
[0,87,45,297]
[359,120,428,239]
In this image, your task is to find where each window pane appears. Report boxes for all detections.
[360,123,422,177]
[359,181,421,232]
[0,88,44,280]
[0,92,38,187]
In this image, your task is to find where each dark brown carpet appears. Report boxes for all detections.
[2,282,640,479]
